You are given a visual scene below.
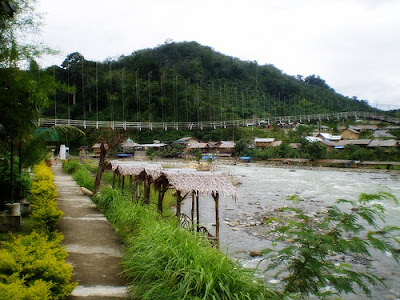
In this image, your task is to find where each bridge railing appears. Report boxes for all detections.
[38,111,399,130]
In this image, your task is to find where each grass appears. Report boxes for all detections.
[93,188,278,299]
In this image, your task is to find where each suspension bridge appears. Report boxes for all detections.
[38,111,400,131]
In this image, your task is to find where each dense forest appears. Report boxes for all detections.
[43,41,377,123]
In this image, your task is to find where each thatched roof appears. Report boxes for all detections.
[109,161,236,197]
[160,169,236,197]
[110,161,162,177]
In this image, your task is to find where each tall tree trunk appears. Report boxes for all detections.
[93,143,107,194]
[10,135,14,203]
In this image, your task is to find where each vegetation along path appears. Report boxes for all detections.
[51,161,129,299]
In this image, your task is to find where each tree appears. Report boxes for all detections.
[0,0,51,67]
[301,141,327,161]
[263,192,400,298]
[92,129,123,194]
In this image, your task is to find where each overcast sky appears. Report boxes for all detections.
[36,0,400,109]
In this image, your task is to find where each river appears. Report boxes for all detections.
[180,164,400,299]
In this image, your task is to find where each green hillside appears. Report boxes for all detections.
[43,41,376,122]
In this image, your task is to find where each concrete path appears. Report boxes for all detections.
[51,162,130,299]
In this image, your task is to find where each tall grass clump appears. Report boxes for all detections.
[93,188,278,299]
[63,160,94,191]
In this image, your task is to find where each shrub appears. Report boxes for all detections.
[0,232,76,299]
[31,202,63,236]
[0,278,51,300]
[263,192,400,298]
[29,162,63,234]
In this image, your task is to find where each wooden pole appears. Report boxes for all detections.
[191,191,195,231]
[144,174,150,204]
[136,175,140,201]
[196,192,200,232]
[213,192,220,249]
[118,172,121,188]
[121,175,125,190]
[129,175,133,200]
[176,190,182,226]
[112,171,116,188]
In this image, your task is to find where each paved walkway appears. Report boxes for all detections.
[51,162,130,299]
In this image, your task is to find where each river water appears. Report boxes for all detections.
[180,164,400,299]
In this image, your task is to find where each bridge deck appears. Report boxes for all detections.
[38,111,399,130]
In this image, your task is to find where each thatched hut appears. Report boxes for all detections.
[109,161,236,248]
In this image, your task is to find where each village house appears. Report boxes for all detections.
[340,128,360,140]
[121,137,137,153]
[216,141,236,156]
[373,130,396,139]
[92,143,108,156]
[184,142,209,154]
[174,137,201,147]
[254,138,275,149]
[316,133,342,142]
[367,140,399,149]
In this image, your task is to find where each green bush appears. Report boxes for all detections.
[0,278,51,300]
[0,232,77,300]
[264,192,400,298]
[31,202,63,236]
[29,162,62,234]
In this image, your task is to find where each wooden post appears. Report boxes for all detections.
[144,174,151,204]
[213,192,220,249]
[121,175,125,190]
[196,192,200,232]
[176,190,182,226]
[118,172,121,188]
[136,176,140,201]
[112,171,116,188]
[191,191,195,231]
[129,175,133,201]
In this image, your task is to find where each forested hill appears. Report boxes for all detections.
[44,41,376,123]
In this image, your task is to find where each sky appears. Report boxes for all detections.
[36,0,400,109]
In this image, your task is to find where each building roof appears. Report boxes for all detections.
[254,138,275,143]
[306,136,323,143]
[174,137,201,144]
[336,139,372,146]
[368,140,398,148]
[317,133,341,141]
[341,128,360,134]
[109,161,236,197]
[185,142,209,149]
[218,141,236,148]
[373,130,396,139]
[122,137,138,148]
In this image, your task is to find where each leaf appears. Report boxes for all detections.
[287,194,302,204]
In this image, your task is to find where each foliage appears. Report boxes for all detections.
[263,192,400,298]
[0,154,31,202]
[194,147,202,163]
[0,232,76,299]
[91,187,278,299]
[43,42,377,123]
[300,141,327,161]
[152,143,184,158]
[29,161,62,235]
[0,0,49,67]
